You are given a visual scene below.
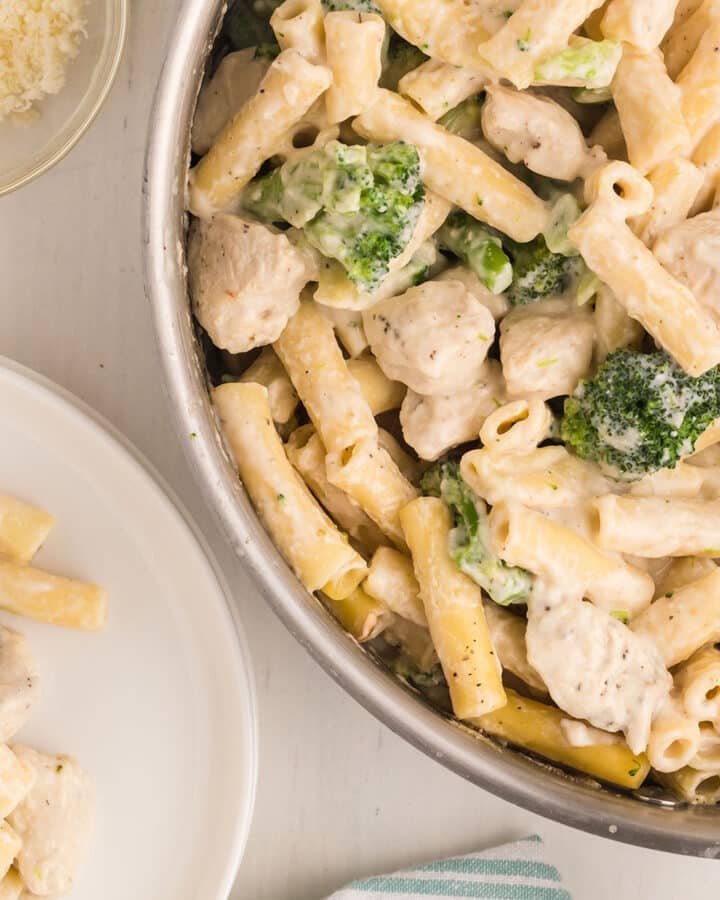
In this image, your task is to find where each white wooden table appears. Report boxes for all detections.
[1,3,718,897]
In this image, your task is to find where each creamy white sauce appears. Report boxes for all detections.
[525,582,672,753]
[559,718,622,747]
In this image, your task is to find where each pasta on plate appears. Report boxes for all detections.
[186,0,720,805]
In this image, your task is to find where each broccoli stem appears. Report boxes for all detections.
[437,211,513,294]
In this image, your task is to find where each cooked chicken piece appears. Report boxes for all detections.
[0,628,39,743]
[9,747,94,897]
[363,280,495,396]
[188,215,315,353]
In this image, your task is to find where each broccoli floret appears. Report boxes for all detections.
[437,210,513,294]
[243,141,373,227]
[561,349,720,477]
[504,235,576,306]
[534,36,622,89]
[244,141,425,292]
[421,461,533,606]
[437,95,485,141]
[304,142,425,292]
[381,33,428,90]
[223,0,279,50]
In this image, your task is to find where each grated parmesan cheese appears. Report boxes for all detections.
[0,0,88,123]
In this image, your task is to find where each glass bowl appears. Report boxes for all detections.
[0,0,128,196]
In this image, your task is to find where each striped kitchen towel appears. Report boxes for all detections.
[326,835,571,899]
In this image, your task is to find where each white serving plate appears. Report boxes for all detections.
[0,356,257,899]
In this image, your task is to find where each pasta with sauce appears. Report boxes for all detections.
[186,0,720,804]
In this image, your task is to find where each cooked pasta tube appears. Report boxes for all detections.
[653,556,717,597]
[0,494,54,564]
[646,696,702,773]
[326,437,418,549]
[398,60,488,120]
[239,347,298,425]
[470,689,651,789]
[364,547,427,627]
[0,824,20,881]
[677,19,720,148]
[0,746,35,819]
[346,355,406,416]
[676,645,720,725]
[477,398,552,454]
[323,12,385,123]
[689,722,720,771]
[189,50,332,216]
[274,300,378,456]
[0,561,106,630]
[0,869,22,900]
[628,463,705,499]
[593,285,644,364]
[481,601,546,695]
[213,383,366,599]
[663,0,719,77]
[691,122,720,214]
[270,0,325,63]
[568,161,720,376]
[631,567,720,666]
[657,766,720,803]
[400,497,506,718]
[591,495,720,557]
[353,90,549,242]
[601,0,678,51]
[612,47,691,174]
[377,429,423,485]
[374,0,491,70]
[461,445,608,510]
[476,0,605,89]
[321,586,394,642]
[630,158,704,246]
[488,502,654,614]
[285,425,386,555]
[319,307,368,358]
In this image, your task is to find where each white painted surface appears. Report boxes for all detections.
[1,2,718,897]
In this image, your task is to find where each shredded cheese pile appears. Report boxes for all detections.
[0,0,88,123]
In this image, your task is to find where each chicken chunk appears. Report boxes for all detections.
[400,360,505,460]
[0,627,38,743]
[653,208,720,323]
[191,49,269,156]
[188,215,314,353]
[481,85,594,181]
[500,297,595,400]
[9,747,94,897]
[363,280,495,396]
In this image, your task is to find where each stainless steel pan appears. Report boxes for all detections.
[142,0,720,856]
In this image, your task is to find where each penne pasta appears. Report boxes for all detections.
[212,382,367,599]
[0,560,107,631]
[353,90,549,243]
[471,689,650,789]
[0,494,54,564]
[400,497,506,718]
[323,12,385,124]
[364,546,427,627]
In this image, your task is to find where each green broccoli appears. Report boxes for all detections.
[243,141,373,227]
[437,211,513,294]
[504,234,576,306]
[561,349,720,477]
[437,95,485,141]
[223,0,280,50]
[534,36,622,89]
[380,34,428,91]
[421,461,533,606]
[245,141,425,292]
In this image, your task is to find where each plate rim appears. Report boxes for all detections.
[0,353,259,898]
